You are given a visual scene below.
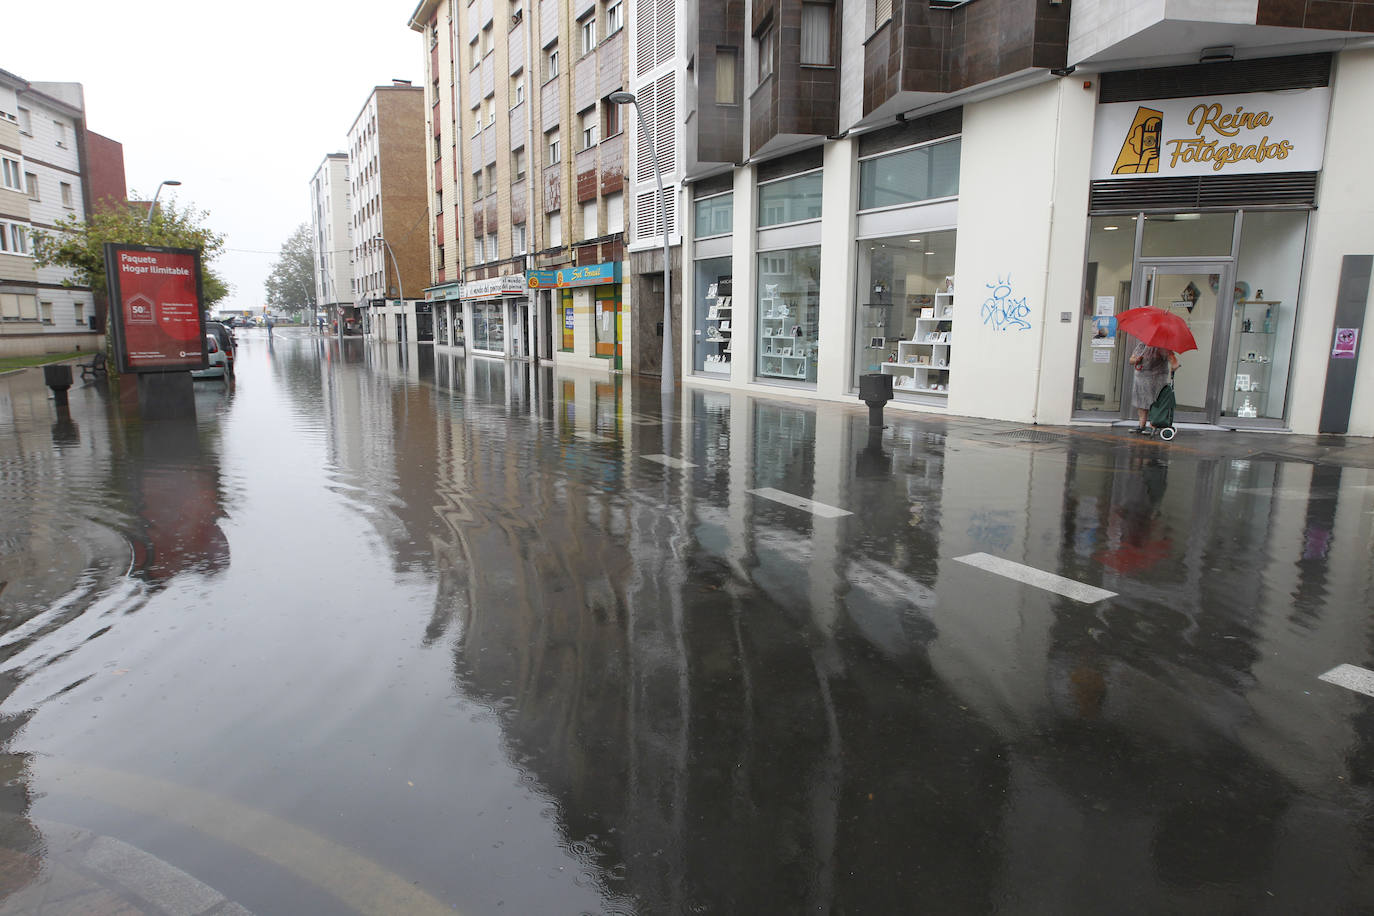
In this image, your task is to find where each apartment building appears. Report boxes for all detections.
[348,81,429,342]
[668,0,1374,437]
[0,69,99,354]
[409,0,633,371]
[310,153,354,331]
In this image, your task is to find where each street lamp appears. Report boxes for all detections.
[146,180,181,222]
[608,90,673,394]
[373,235,403,341]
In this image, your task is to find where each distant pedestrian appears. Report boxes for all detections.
[266,316,275,337]
[1128,343,1178,433]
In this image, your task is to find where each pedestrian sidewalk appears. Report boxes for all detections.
[0,820,253,916]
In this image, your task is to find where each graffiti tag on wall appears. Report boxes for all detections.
[981,274,1032,331]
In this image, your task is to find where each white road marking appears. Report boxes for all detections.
[1319,664,1374,698]
[747,487,852,518]
[954,553,1117,604]
[572,431,611,443]
[642,454,697,469]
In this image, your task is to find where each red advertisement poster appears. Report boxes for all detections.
[105,244,205,372]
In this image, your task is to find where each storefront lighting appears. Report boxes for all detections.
[1103,225,1119,231]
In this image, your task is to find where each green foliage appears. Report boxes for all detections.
[31,199,230,305]
[264,224,317,314]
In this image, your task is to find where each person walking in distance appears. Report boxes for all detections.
[1128,343,1178,433]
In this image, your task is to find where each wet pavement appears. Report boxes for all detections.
[2,329,1374,914]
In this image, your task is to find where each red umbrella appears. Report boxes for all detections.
[1116,307,1198,353]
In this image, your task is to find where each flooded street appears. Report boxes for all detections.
[2,329,1374,913]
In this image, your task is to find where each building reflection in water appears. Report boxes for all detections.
[323,343,1374,912]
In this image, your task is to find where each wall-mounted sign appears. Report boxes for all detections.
[1092,89,1330,180]
[461,275,527,299]
[103,243,205,374]
[527,263,621,289]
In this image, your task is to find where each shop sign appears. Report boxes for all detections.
[527,263,621,289]
[461,275,527,299]
[103,243,205,374]
[1092,89,1329,180]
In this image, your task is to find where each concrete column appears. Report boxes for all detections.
[816,138,858,401]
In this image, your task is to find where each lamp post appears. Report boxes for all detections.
[608,91,673,394]
[145,180,181,222]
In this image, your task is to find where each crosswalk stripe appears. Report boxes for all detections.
[1319,664,1374,698]
[642,454,697,469]
[953,552,1116,604]
[747,487,852,518]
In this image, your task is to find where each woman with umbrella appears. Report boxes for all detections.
[1118,306,1196,434]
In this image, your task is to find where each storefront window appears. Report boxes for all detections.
[471,301,505,351]
[1226,210,1308,421]
[1076,216,1136,414]
[694,257,733,374]
[1140,211,1234,258]
[560,289,574,351]
[593,287,619,359]
[756,246,820,384]
[853,230,956,397]
[858,138,960,211]
[695,194,733,238]
[758,172,822,227]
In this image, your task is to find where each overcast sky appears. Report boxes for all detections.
[7,0,421,310]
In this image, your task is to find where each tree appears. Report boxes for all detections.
[32,198,230,311]
[264,224,317,315]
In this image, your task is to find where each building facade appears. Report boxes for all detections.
[347,81,429,342]
[0,70,100,353]
[310,153,354,330]
[409,0,634,371]
[669,0,1374,437]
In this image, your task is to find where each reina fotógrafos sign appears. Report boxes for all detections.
[104,244,207,373]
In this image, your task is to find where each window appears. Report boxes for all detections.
[24,172,38,199]
[605,0,623,34]
[470,38,480,70]
[61,181,74,207]
[16,108,30,134]
[580,16,597,55]
[547,129,561,164]
[473,169,483,199]
[485,96,495,126]
[513,223,527,255]
[547,210,562,247]
[486,164,496,192]
[512,146,527,180]
[606,191,624,234]
[801,3,833,66]
[694,193,733,238]
[757,25,774,81]
[715,48,738,104]
[486,233,499,260]
[74,302,85,325]
[758,172,823,227]
[481,25,493,56]
[53,121,67,148]
[852,230,957,393]
[858,138,961,210]
[756,246,821,384]
[545,43,560,81]
[511,71,525,105]
[874,0,892,28]
[580,107,598,149]
[435,189,443,214]
[1,157,21,191]
[40,301,53,325]
[603,98,621,137]
[0,221,31,255]
[582,201,598,239]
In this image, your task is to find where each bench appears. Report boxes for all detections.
[78,351,107,378]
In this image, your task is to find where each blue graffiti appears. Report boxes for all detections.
[981,274,1032,331]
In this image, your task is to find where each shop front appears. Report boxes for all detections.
[527,262,624,371]
[1075,70,1331,428]
[460,274,527,357]
[690,191,734,377]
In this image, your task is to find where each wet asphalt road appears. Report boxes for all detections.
[1,329,1374,914]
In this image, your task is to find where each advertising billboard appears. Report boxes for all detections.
[105,244,206,373]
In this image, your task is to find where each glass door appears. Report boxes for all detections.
[1127,261,1234,423]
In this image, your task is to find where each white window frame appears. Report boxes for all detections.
[60,181,74,208]
[0,221,31,256]
[547,129,561,164]
[25,172,38,200]
[512,70,525,105]
[16,108,31,134]
[545,43,560,82]
[582,200,598,240]
[53,121,67,149]
[512,146,527,180]
[73,302,85,326]
[0,157,21,191]
[606,191,624,234]
[580,16,597,55]
[547,210,563,247]
[513,223,527,255]
[581,108,598,150]
[605,0,623,35]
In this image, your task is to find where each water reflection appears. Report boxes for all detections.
[0,336,1372,912]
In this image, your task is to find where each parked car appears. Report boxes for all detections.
[191,333,227,379]
[206,320,236,374]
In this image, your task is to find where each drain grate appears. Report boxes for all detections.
[996,428,1066,443]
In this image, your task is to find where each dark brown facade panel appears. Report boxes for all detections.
[756,145,824,182]
[1098,54,1332,103]
[577,166,598,202]
[1357,3,1374,31]
[857,107,962,158]
[693,171,735,198]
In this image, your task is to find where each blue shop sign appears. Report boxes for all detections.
[527,263,620,289]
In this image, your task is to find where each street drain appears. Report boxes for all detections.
[996,428,1066,443]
